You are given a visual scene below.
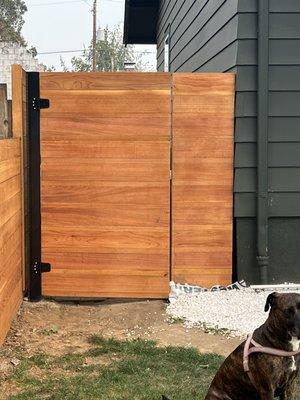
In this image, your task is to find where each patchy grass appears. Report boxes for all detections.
[1,336,300,400]
[168,316,186,324]
[1,336,222,400]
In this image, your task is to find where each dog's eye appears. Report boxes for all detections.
[284,307,295,317]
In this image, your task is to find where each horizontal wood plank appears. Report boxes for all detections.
[42,227,169,252]
[42,252,169,271]
[0,192,21,229]
[40,72,171,91]
[0,139,21,162]
[41,140,169,159]
[42,205,169,228]
[0,175,21,202]
[41,90,171,116]
[41,115,170,141]
[42,181,170,205]
[42,159,170,182]
[0,157,20,184]
[172,73,235,286]
[172,73,235,93]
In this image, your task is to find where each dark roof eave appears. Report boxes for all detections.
[123,0,159,45]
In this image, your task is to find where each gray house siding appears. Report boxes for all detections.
[157,0,300,284]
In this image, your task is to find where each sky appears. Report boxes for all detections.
[22,0,156,71]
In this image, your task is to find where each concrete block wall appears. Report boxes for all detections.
[0,42,45,99]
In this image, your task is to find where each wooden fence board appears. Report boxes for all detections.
[0,139,22,344]
[0,85,9,139]
[12,64,28,291]
[40,72,171,90]
[172,73,235,287]
[0,65,26,344]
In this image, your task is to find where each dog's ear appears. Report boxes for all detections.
[264,292,278,312]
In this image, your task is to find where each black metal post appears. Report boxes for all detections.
[27,72,51,301]
[257,0,270,284]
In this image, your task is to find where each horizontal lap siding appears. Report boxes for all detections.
[157,0,239,72]
[235,2,300,283]
[0,139,22,344]
[235,9,300,219]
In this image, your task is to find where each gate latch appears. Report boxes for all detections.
[32,97,50,110]
[33,262,51,275]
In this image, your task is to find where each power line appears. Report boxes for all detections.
[38,49,84,54]
[38,49,157,55]
[28,0,86,6]
[27,0,121,5]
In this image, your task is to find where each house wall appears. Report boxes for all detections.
[157,0,300,284]
[0,43,44,99]
[157,0,239,72]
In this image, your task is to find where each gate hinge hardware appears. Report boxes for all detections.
[33,262,51,275]
[32,97,50,110]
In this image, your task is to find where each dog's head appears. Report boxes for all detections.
[265,292,300,339]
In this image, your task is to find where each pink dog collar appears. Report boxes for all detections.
[243,332,300,389]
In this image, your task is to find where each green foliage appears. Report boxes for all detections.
[65,26,146,72]
[0,0,27,44]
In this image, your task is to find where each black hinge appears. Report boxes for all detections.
[33,262,52,275]
[32,97,50,110]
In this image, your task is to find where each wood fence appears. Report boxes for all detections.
[0,68,235,342]
[0,138,22,344]
[39,72,235,297]
[172,74,234,287]
[0,65,27,344]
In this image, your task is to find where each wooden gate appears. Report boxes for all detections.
[39,73,171,298]
[31,72,234,299]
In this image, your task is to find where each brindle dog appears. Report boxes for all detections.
[205,292,300,400]
[162,292,300,400]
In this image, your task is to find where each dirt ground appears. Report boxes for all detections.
[1,299,241,363]
[1,299,244,400]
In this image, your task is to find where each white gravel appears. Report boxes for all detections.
[166,289,299,338]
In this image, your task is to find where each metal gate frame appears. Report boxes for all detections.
[27,72,51,301]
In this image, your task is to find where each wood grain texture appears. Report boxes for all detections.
[41,181,170,205]
[40,90,170,116]
[172,73,235,287]
[40,72,171,298]
[12,64,28,292]
[40,72,171,91]
[0,84,9,139]
[41,115,170,142]
[0,139,22,344]
[40,72,235,298]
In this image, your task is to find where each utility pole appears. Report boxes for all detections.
[92,0,97,71]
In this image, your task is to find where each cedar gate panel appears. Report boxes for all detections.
[39,72,234,297]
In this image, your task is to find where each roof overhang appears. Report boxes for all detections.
[123,0,159,45]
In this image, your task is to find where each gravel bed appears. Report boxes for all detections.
[166,289,300,338]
